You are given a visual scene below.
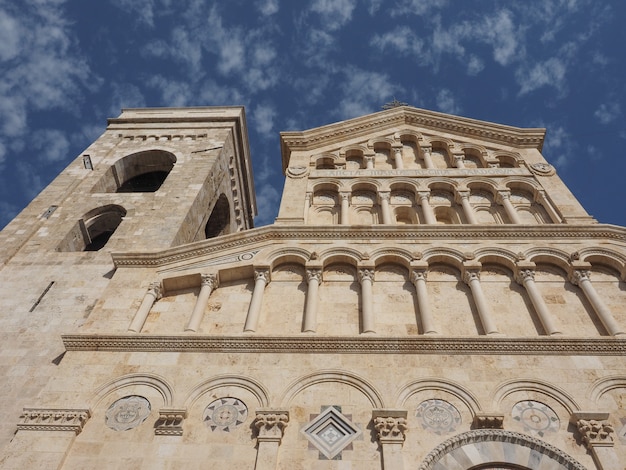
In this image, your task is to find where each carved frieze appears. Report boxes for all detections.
[155,408,187,436]
[18,408,90,434]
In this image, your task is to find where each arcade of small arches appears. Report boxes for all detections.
[311,134,520,171]
[307,178,558,225]
[128,248,626,338]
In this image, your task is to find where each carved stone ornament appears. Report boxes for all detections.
[374,416,408,442]
[155,408,187,436]
[18,408,90,434]
[416,399,461,435]
[286,166,308,178]
[472,413,504,429]
[105,396,151,431]
[254,410,289,442]
[512,400,559,437]
[203,397,248,432]
[529,162,556,176]
[577,419,615,447]
[302,406,362,460]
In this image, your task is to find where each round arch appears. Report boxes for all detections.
[418,430,586,470]
[184,374,270,408]
[279,370,384,408]
[92,372,175,408]
[396,377,482,414]
[491,378,581,414]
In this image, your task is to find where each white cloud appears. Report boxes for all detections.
[370,27,424,57]
[109,83,147,115]
[366,0,383,15]
[32,129,70,163]
[337,67,401,119]
[435,89,461,115]
[198,80,244,105]
[253,104,277,137]
[390,0,449,17]
[147,76,192,106]
[467,55,484,75]
[0,9,22,61]
[594,103,621,124]
[256,0,279,16]
[481,9,521,66]
[310,0,356,31]
[516,57,566,95]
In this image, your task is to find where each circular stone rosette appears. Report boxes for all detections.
[512,400,559,437]
[416,399,461,435]
[203,397,248,432]
[105,395,151,431]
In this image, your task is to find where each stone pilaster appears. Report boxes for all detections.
[254,410,289,470]
[572,412,618,470]
[373,410,408,470]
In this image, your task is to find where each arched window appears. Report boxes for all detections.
[205,194,231,239]
[92,150,176,193]
[57,205,127,252]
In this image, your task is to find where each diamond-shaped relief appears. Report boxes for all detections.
[301,406,361,460]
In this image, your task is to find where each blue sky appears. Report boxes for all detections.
[0,0,625,229]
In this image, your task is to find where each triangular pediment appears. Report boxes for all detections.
[280,106,545,172]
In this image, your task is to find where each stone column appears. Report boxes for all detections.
[572,412,618,470]
[453,154,465,169]
[418,191,437,224]
[128,282,162,333]
[254,410,289,470]
[379,191,393,224]
[373,410,408,470]
[515,268,562,335]
[359,268,376,333]
[463,268,500,335]
[365,152,375,169]
[304,192,312,224]
[303,269,321,332]
[498,190,522,224]
[410,269,437,334]
[570,270,625,336]
[185,274,218,332]
[457,190,477,224]
[392,145,404,169]
[421,146,435,169]
[340,192,350,225]
[536,190,562,223]
[244,269,270,333]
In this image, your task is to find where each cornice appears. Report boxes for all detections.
[280,106,545,171]
[110,224,626,268]
[61,335,626,355]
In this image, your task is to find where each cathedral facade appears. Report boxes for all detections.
[0,105,624,469]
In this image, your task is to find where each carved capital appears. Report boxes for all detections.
[473,413,504,429]
[420,146,432,155]
[200,274,218,289]
[379,191,391,202]
[515,268,535,285]
[410,270,428,283]
[497,190,511,203]
[358,269,375,284]
[254,410,289,443]
[254,269,270,284]
[456,189,470,200]
[463,270,480,284]
[577,419,615,448]
[306,269,322,284]
[453,154,465,166]
[18,408,91,435]
[372,410,409,444]
[570,269,591,286]
[417,190,431,201]
[340,192,351,201]
[148,281,162,300]
[155,408,187,436]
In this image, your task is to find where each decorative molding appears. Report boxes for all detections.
[110,225,626,268]
[418,429,586,470]
[312,168,531,178]
[529,162,556,176]
[155,408,187,436]
[62,335,626,355]
[373,415,408,443]
[472,412,504,429]
[286,166,309,178]
[18,408,90,434]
